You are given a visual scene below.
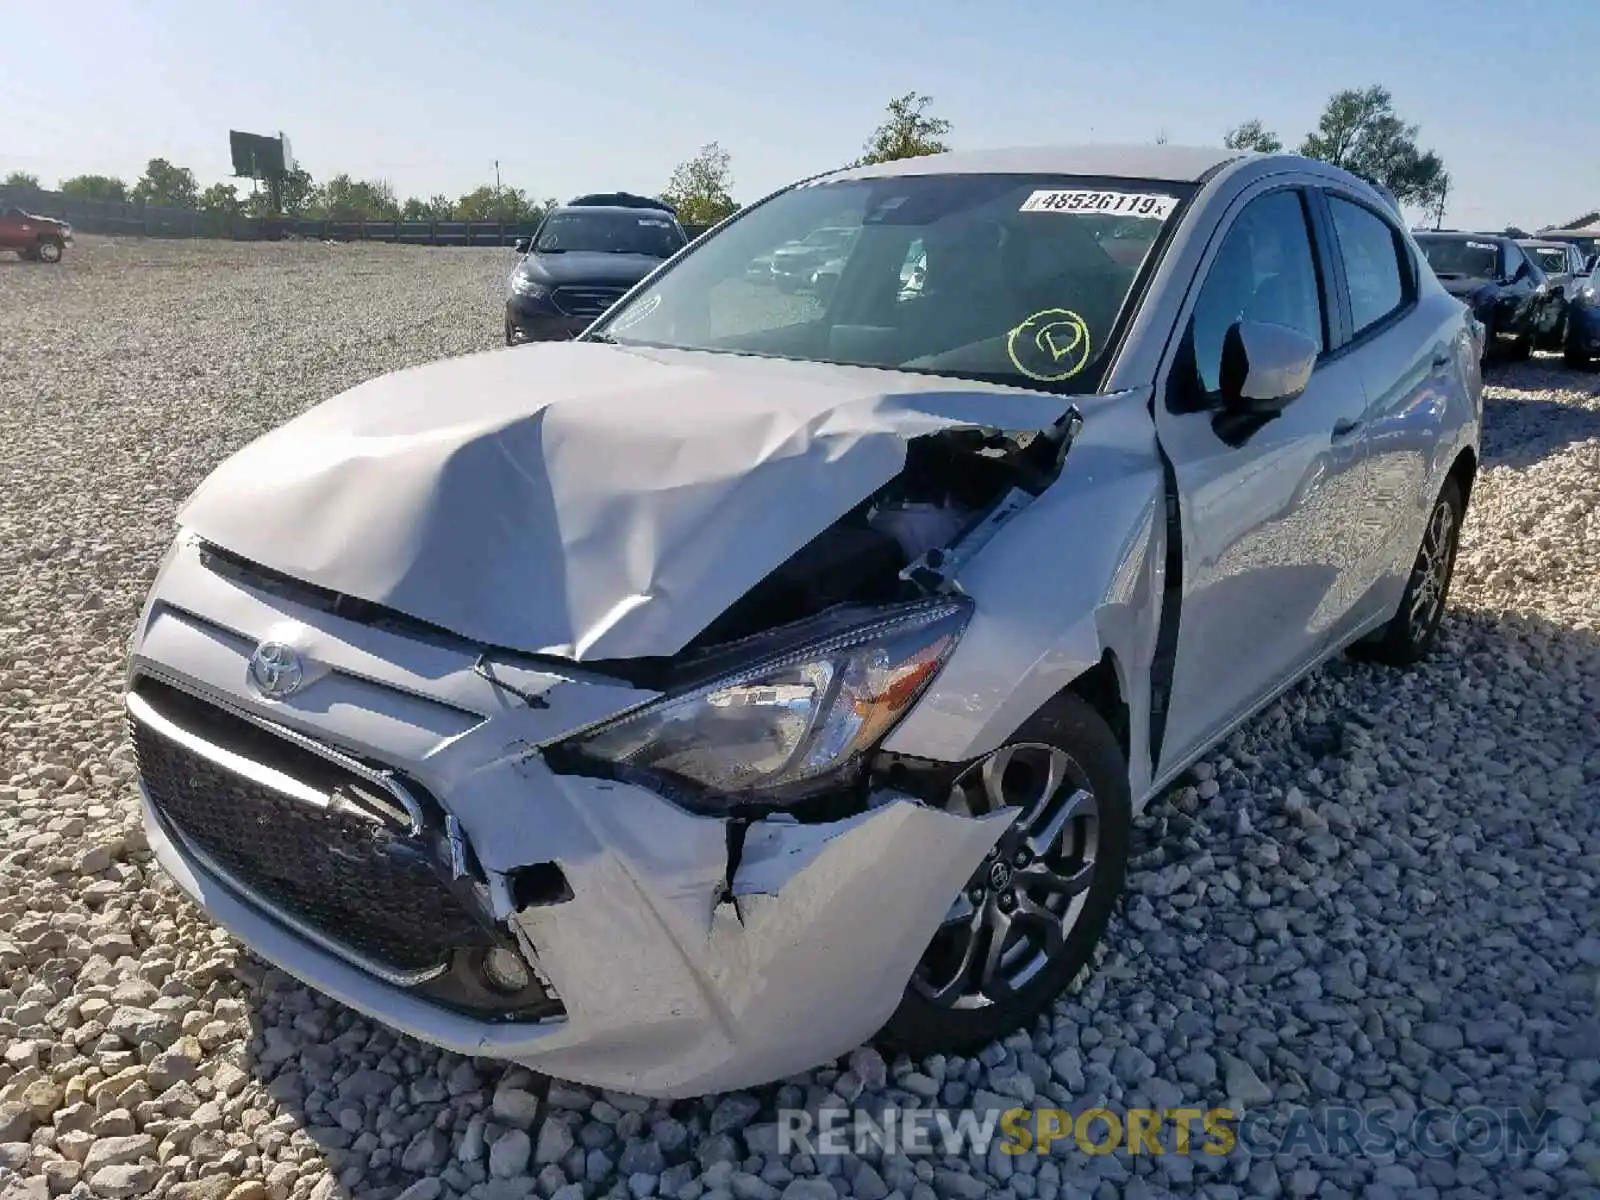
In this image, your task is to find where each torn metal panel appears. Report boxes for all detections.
[178,342,1070,664]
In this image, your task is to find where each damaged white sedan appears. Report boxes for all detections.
[127,145,1482,1097]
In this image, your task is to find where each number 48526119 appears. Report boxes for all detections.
[1020,190,1176,219]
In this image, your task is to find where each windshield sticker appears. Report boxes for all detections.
[1007,308,1092,381]
[1467,241,1497,251]
[608,293,661,332]
[1021,190,1177,219]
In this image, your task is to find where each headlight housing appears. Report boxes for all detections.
[510,274,549,299]
[557,601,971,813]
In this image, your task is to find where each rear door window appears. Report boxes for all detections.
[1326,197,1411,338]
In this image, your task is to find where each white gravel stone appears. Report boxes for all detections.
[3,240,1598,1199]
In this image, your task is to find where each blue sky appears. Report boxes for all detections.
[2,0,1596,230]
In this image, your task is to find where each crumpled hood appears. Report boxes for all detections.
[1439,276,1494,302]
[179,343,1069,661]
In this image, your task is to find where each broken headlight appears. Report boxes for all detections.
[563,601,971,811]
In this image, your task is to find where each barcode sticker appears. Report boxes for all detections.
[1020,190,1177,219]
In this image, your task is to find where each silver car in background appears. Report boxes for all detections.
[127,145,1481,1097]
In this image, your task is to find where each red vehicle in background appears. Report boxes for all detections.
[1,205,72,263]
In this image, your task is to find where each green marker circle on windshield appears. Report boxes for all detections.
[1007,309,1092,381]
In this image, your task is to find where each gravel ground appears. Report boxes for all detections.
[1,236,1598,1200]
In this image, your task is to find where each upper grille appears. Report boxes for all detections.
[552,285,629,319]
[130,680,499,981]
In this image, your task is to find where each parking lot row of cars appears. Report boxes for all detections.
[1412,229,1600,367]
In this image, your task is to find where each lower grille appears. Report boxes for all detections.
[130,680,498,981]
[552,285,628,318]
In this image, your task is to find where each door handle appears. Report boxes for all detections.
[1332,417,1362,439]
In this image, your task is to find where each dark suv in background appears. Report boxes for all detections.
[1413,232,1560,361]
[504,195,687,344]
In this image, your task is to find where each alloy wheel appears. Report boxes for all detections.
[1408,497,1457,643]
[912,744,1099,1009]
[38,241,61,264]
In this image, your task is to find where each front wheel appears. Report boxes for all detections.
[35,237,63,264]
[1353,476,1464,667]
[1565,322,1592,368]
[1543,311,1569,352]
[877,693,1131,1059]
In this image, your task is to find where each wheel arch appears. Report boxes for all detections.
[1064,649,1130,764]
[1447,445,1478,505]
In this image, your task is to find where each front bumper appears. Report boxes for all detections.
[129,538,1011,1097]
[504,296,589,344]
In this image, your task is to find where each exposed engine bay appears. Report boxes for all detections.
[686,412,1082,654]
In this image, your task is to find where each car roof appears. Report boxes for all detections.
[550,205,680,221]
[824,144,1247,185]
[1414,230,1508,243]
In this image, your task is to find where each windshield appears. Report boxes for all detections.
[534,211,685,257]
[1528,247,1568,274]
[590,173,1192,392]
[1417,237,1501,279]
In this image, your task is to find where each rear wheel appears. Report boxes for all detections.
[878,693,1131,1058]
[1353,476,1464,667]
[35,237,63,264]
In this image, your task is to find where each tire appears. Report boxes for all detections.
[35,237,63,264]
[877,692,1131,1058]
[1353,476,1465,667]
[1542,312,1567,352]
[1477,316,1494,368]
[1564,323,1591,369]
[1509,326,1534,360]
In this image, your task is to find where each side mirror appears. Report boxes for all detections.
[1511,261,1532,284]
[1218,320,1318,415]
[512,237,531,254]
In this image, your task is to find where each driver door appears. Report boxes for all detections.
[1151,185,1372,778]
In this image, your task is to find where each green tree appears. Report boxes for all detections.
[453,186,499,221]
[858,92,952,165]
[59,174,128,202]
[661,142,738,227]
[3,171,41,189]
[1299,85,1446,206]
[312,174,400,220]
[197,183,244,216]
[1223,120,1283,153]
[403,194,456,220]
[245,167,315,217]
[131,158,199,207]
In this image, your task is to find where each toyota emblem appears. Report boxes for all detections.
[248,641,305,700]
